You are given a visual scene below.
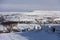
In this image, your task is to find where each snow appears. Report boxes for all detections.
[0,23,60,40]
[0,25,7,31]
[0,30,60,40]
[0,11,60,16]
[54,18,60,21]
[0,33,28,40]
[0,11,60,40]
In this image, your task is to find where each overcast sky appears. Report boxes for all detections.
[0,0,60,12]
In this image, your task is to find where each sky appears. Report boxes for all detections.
[0,0,60,12]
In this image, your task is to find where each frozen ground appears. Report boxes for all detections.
[0,30,60,40]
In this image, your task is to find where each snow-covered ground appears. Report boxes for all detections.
[0,11,60,16]
[0,11,60,40]
[0,30,60,40]
[0,24,41,31]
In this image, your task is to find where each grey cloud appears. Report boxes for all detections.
[0,0,60,12]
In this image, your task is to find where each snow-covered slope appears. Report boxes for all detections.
[0,30,60,40]
[0,11,60,16]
